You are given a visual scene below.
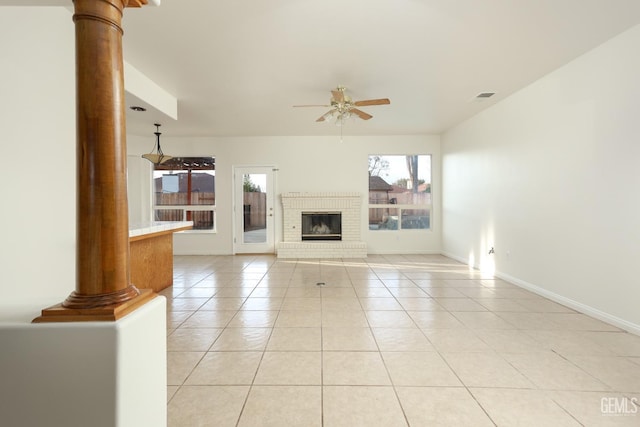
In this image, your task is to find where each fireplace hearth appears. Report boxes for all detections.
[302,212,341,241]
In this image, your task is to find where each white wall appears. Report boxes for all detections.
[442,25,640,331]
[0,9,168,426]
[127,150,153,225]
[0,7,76,311]
[127,134,442,255]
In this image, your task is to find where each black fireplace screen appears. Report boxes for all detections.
[301,212,342,241]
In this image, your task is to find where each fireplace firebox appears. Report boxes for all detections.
[301,212,342,241]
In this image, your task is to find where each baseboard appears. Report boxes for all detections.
[496,271,640,336]
[440,251,640,336]
[440,251,467,265]
[367,250,443,255]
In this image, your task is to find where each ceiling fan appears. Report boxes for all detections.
[294,86,390,124]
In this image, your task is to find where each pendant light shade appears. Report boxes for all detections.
[142,123,173,164]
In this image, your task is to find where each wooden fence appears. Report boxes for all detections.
[368,192,431,226]
[155,192,215,206]
[243,191,266,231]
[154,192,215,230]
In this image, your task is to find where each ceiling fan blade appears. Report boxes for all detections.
[331,89,345,103]
[316,110,333,122]
[354,98,390,107]
[350,108,373,120]
[293,104,330,107]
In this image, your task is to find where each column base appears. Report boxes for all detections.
[32,289,156,323]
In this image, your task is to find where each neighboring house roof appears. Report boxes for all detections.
[369,175,393,191]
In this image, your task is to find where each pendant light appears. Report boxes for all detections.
[142,123,173,164]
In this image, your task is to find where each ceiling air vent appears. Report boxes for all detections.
[475,92,495,100]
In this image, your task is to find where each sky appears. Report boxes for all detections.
[370,155,431,185]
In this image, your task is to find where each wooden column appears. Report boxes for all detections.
[34,0,154,322]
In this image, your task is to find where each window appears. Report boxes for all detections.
[368,155,431,230]
[153,157,215,231]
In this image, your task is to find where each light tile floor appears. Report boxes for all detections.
[161,254,640,426]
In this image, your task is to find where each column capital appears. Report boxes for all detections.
[125,0,149,7]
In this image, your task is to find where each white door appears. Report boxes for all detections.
[233,166,276,254]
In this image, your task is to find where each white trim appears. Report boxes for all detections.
[441,251,640,336]
[233,166,276,254]
[440,251,471,266]
[154,205,215,211]
[497,271,640,336]
[367,249,442,255]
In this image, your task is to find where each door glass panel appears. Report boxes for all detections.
[242,173,267,243]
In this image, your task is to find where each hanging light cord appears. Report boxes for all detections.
[154,123,164,157]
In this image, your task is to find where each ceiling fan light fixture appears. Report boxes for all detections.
[334,110,352,126]
[142,123,173,165]
[297,86,390,125]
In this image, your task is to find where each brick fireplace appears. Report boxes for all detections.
[278,192,367,258]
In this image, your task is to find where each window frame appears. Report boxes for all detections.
[152,156,216,233]
[368,154,432,232]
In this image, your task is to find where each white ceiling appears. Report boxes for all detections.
[7,1,640,138]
